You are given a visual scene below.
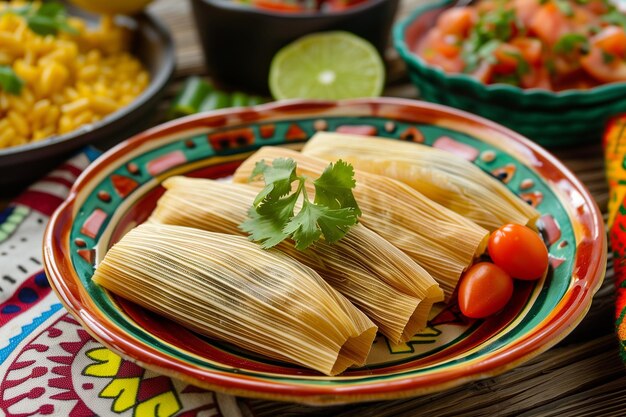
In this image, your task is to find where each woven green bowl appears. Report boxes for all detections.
[393,0,626,147]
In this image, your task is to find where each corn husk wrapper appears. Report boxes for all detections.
[232,147,490,301]
[302,132,539,231]
[149,176,443,343]
[93,224,377,376]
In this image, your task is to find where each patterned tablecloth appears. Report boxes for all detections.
[0,151,242,417]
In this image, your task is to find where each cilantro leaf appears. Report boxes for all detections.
[554,33,589,54]
[282,199,324,250]
[461,5,516,73]
[463,39,501,73]
[27,2,78,36]
[257,188,299,218]
[282,201,358,250]
[603,10,626,32]
[555,0,574,17]
[240,208,291,249]
[0,66,24,95]
[507,51,530,76]
[315,207,359,244]
[313,160,361,216]
[2,2,78,37]
[242,173,301,248]
[602,50,616,64]
[249,158,298,206]
[242,157,361,250]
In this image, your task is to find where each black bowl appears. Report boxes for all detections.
[191,0,399,94]
[0,10,175,196]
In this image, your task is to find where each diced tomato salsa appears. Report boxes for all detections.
[417,0,626,90]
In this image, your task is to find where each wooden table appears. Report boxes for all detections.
[147,0,626,414]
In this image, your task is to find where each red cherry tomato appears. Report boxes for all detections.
[488,224,549,280]
[458,262,514,319]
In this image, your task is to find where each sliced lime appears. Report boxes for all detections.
[269,31,385,100]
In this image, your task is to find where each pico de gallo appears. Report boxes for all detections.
[417,0,626,90]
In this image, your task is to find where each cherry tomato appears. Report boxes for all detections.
[593,26,626,58]
[581,47,626,83]
[528,3,570,45]
[434,34,462,59]
[436,7,476,37]
[458,262,514,319]
[471,61,494,84]
[513,0,541,27]
[493,43,523,75]
[511,37,543,65]
[488,224,549,280]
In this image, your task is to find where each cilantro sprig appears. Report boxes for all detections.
[2,2,78,37]
[241,158,361,250]
[461,7,517,73]
[0,66,24,95]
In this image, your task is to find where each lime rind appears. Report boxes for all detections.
[269,31,385,100]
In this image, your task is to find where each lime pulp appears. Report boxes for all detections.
[269,31,385,100]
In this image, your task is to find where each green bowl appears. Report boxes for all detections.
[393,0,626,147]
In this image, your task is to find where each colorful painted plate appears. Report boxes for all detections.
[43,98,606,405]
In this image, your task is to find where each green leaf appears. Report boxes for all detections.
[256,188,299,218]
[242,173,301,248]
[603,10,626,32]
[0,66,24,95]
[478,40,502,62]
[240,208,291,249]
[242,157,361,250]
[27,14,61,36]
[250,158,298,206]
[555,0,574,17]
[464,39,501,73]
[249,159,269,180]
[282,199,324,250]
[554,33,589,54]
[37,2,66,17]
[283,200,358,250]
[315,207,358,244]
[505,51,531,77]
[313,159,361,216]
[240,185,300,249]
[479,7,516,41]
[3,1,79,36]
[602,50,617,64]
[461,5,515,73]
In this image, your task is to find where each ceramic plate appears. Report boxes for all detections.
[43,98,606,405]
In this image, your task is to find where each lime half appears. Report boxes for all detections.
[269,31,385,100]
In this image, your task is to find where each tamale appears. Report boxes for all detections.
[302,132,540,231]
[149,176,443,343]
[93,224,377,376]
[232,147,490,301]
